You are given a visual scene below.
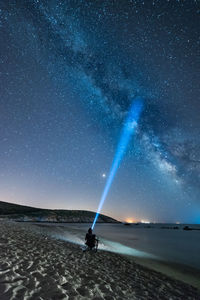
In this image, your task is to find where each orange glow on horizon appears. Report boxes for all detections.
[125,218,134,223]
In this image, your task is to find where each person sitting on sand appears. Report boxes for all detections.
[85,228,98,251]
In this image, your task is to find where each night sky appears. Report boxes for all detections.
[0,0,199,223]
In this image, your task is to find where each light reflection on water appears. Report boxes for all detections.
[34,222,200,270]
[35,224,159,259]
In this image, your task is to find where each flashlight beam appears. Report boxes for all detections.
[92,98,143,230]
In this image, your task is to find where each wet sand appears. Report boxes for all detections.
[0,221,200,299]
[130,256,200,291]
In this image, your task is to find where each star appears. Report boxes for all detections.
[0,0,199,223]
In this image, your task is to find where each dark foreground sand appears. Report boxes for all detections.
[0,221,200,300]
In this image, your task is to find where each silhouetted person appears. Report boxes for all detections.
[85,228,98,251]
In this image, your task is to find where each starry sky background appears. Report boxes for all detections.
[0,0,199,223]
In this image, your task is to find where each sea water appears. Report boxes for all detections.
[34,222,200,270]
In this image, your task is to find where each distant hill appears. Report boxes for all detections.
[0,201,119,223]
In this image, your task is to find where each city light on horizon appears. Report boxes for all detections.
[141,220,150,224]
[125,218,135,224]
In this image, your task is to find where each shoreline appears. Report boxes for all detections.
[0,221,200,299]
[128,255,200,291]
[30,221,200,290]
[26,221,200,290]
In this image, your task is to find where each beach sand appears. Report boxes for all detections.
[0,221,200,300]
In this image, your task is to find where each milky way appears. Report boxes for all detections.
[0,0,199,223]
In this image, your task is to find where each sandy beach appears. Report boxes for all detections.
[0,221,200,300]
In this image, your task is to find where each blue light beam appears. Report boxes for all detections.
[92,98,144,230]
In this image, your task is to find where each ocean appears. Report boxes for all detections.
[33,222,200,270]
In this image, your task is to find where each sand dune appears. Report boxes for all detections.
[0,221,199,299]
